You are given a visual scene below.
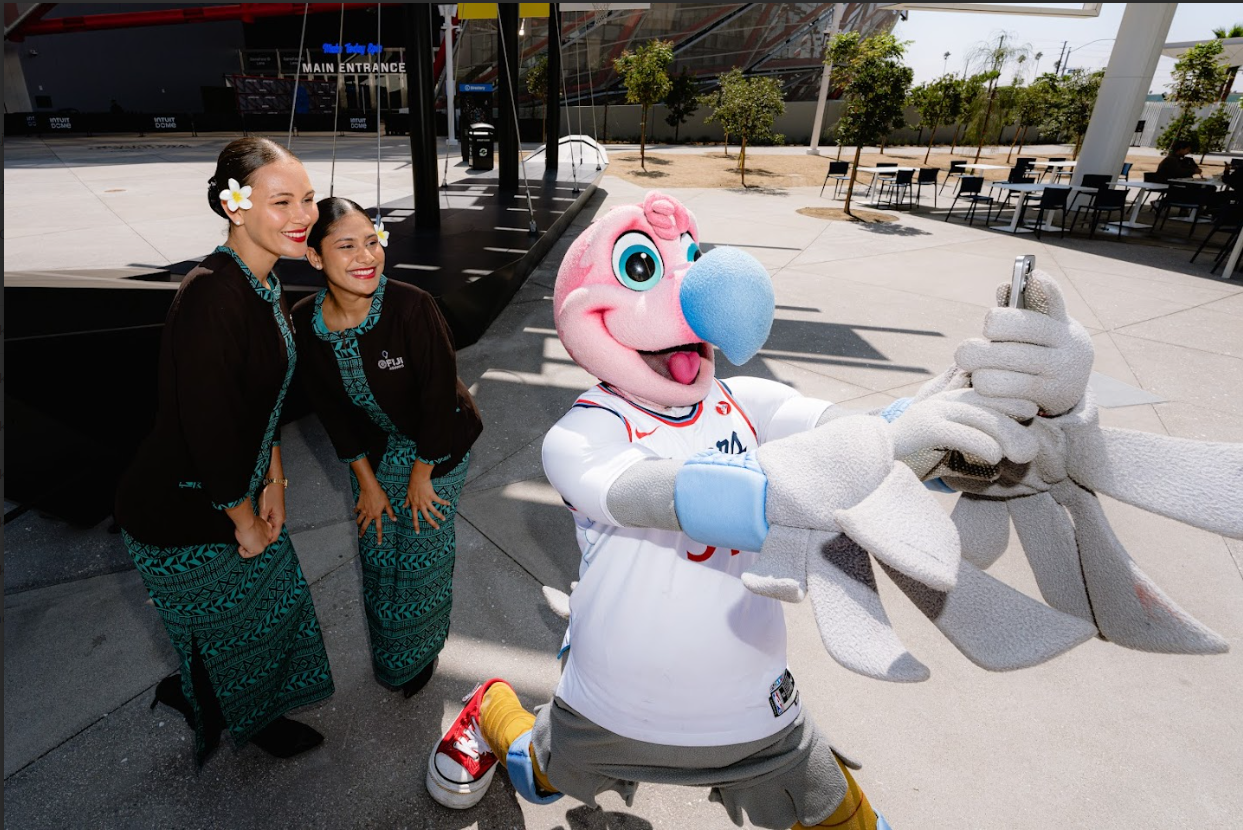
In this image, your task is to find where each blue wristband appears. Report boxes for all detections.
[882,396,956,492]
[674,450,769,552]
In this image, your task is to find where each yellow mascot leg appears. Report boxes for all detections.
[793,761,884,830]
[478,683,559,801]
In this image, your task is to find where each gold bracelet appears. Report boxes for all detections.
[263,477,289,488]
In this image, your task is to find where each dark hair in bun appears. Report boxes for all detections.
[308,196,371,251]
[207,137,297,220]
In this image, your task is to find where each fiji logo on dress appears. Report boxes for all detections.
[377,350,405,370]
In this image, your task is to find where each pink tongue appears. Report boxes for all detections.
[667,351,700,385]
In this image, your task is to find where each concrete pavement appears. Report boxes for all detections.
[4,136,1243,829]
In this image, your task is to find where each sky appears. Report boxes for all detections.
[891,3,1241,95]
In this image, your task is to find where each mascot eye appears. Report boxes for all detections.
[680,232,701,262]
[611,231,664,291]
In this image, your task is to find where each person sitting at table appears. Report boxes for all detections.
[1153,139,1201,182]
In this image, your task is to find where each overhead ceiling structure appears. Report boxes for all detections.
[877,2,1101,17]
[1162,35,1243,67]
[452,2,900,104]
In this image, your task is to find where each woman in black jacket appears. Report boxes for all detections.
[294,198,482,698]
[116,137,334,762]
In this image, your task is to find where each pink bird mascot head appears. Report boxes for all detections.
[553,191,776,407]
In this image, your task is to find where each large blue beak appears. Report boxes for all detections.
[679,246,775,365]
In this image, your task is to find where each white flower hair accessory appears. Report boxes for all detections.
[219,178,253,213]
[374,220,389,248]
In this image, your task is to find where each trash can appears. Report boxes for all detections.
[467,123,495,171]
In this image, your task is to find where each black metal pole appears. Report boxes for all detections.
[544,4,561,172]
[407,3,440,228]
[497,2,519,190]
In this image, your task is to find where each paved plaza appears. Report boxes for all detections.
[4,137,1243,828]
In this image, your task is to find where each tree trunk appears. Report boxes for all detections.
[1016,125,1028,158]
[723,130,731,158]
[925,121,939,163]
[640,105,648,169]
[1006,121,1021,162]
[740,137,749,186]
[975,85,997,163]
[950,123,961,155]
[916,125,924,145]
[844,144,863,216]
[1073,133,1083,159]
[836,141,843,161]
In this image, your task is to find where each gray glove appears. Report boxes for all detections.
[955,269,1094,418]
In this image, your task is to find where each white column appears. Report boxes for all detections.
[808,3,843,155]
[3,41,32,112]
[442,5,458,145]
[1072,3,1177,186]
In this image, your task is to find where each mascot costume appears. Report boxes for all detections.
[424,192,1243,829]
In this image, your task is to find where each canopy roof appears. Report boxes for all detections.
[1162,36,1243,68]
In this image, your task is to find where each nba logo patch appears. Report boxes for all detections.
[768,669,799,717]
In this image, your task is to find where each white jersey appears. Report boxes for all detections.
[541,376,831,746]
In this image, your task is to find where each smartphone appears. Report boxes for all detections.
[1010,255,1034,309]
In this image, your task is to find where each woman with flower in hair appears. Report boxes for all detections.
[293,197,482,698]
[116,136,334,762]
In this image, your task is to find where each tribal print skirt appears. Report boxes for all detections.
[126,528,334,758]
[350,449,469,687]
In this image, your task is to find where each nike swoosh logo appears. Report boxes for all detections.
[635,427,660,439]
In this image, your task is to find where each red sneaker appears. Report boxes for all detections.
[425,679,508,809]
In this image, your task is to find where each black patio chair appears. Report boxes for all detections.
[990,165,1037,219]
[940,160,967,195]
[1018,186,1070,239]
[1120,162,1133,181]
[944,176,994,225]
[1191,200,1242,265]
[1152,183,1214,238]
[1072,187,1127,240]
[1039,157,1067,182]
[1070,174,1113,219]
[877,169,916,209]
[820,160,851,199]
[865,162,898,196]
[913,167,940,208]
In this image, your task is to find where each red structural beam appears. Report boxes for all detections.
[18,3,378,37]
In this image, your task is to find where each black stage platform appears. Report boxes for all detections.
[5,163,605,525]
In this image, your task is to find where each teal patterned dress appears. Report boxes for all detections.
[120,247,334,758]
[307,276,471,687]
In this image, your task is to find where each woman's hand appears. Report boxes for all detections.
[356,481,397,545]
[404,468,449,534]
[235,513,273,559]
[258,482,286,544]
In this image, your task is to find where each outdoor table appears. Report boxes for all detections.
[960,163,1009,171]
[1034,160,1077,169]
[987,182,1067,233]
[1105,180,1168,233]
[856,165,918,199]
[1168,176,1226,188]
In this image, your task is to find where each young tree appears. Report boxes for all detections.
[951,74,987,155]
[1161,39,1229,148]
[697,87,728,154]
[1196,106,1232,162]
[827,32,914,215]
[911,74,964,162]
[1009,78,1050,160]
[663,67,700,143]
[614,39,674,169]
[963,31,1031,161]
[525,54,549,143]
[703,68,786,187]
[1039,69,1103,158]
[1212,24,1243,101]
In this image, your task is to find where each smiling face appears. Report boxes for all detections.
[306,210,384,301]
[553,192,714,408]
[227,157,317,263]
